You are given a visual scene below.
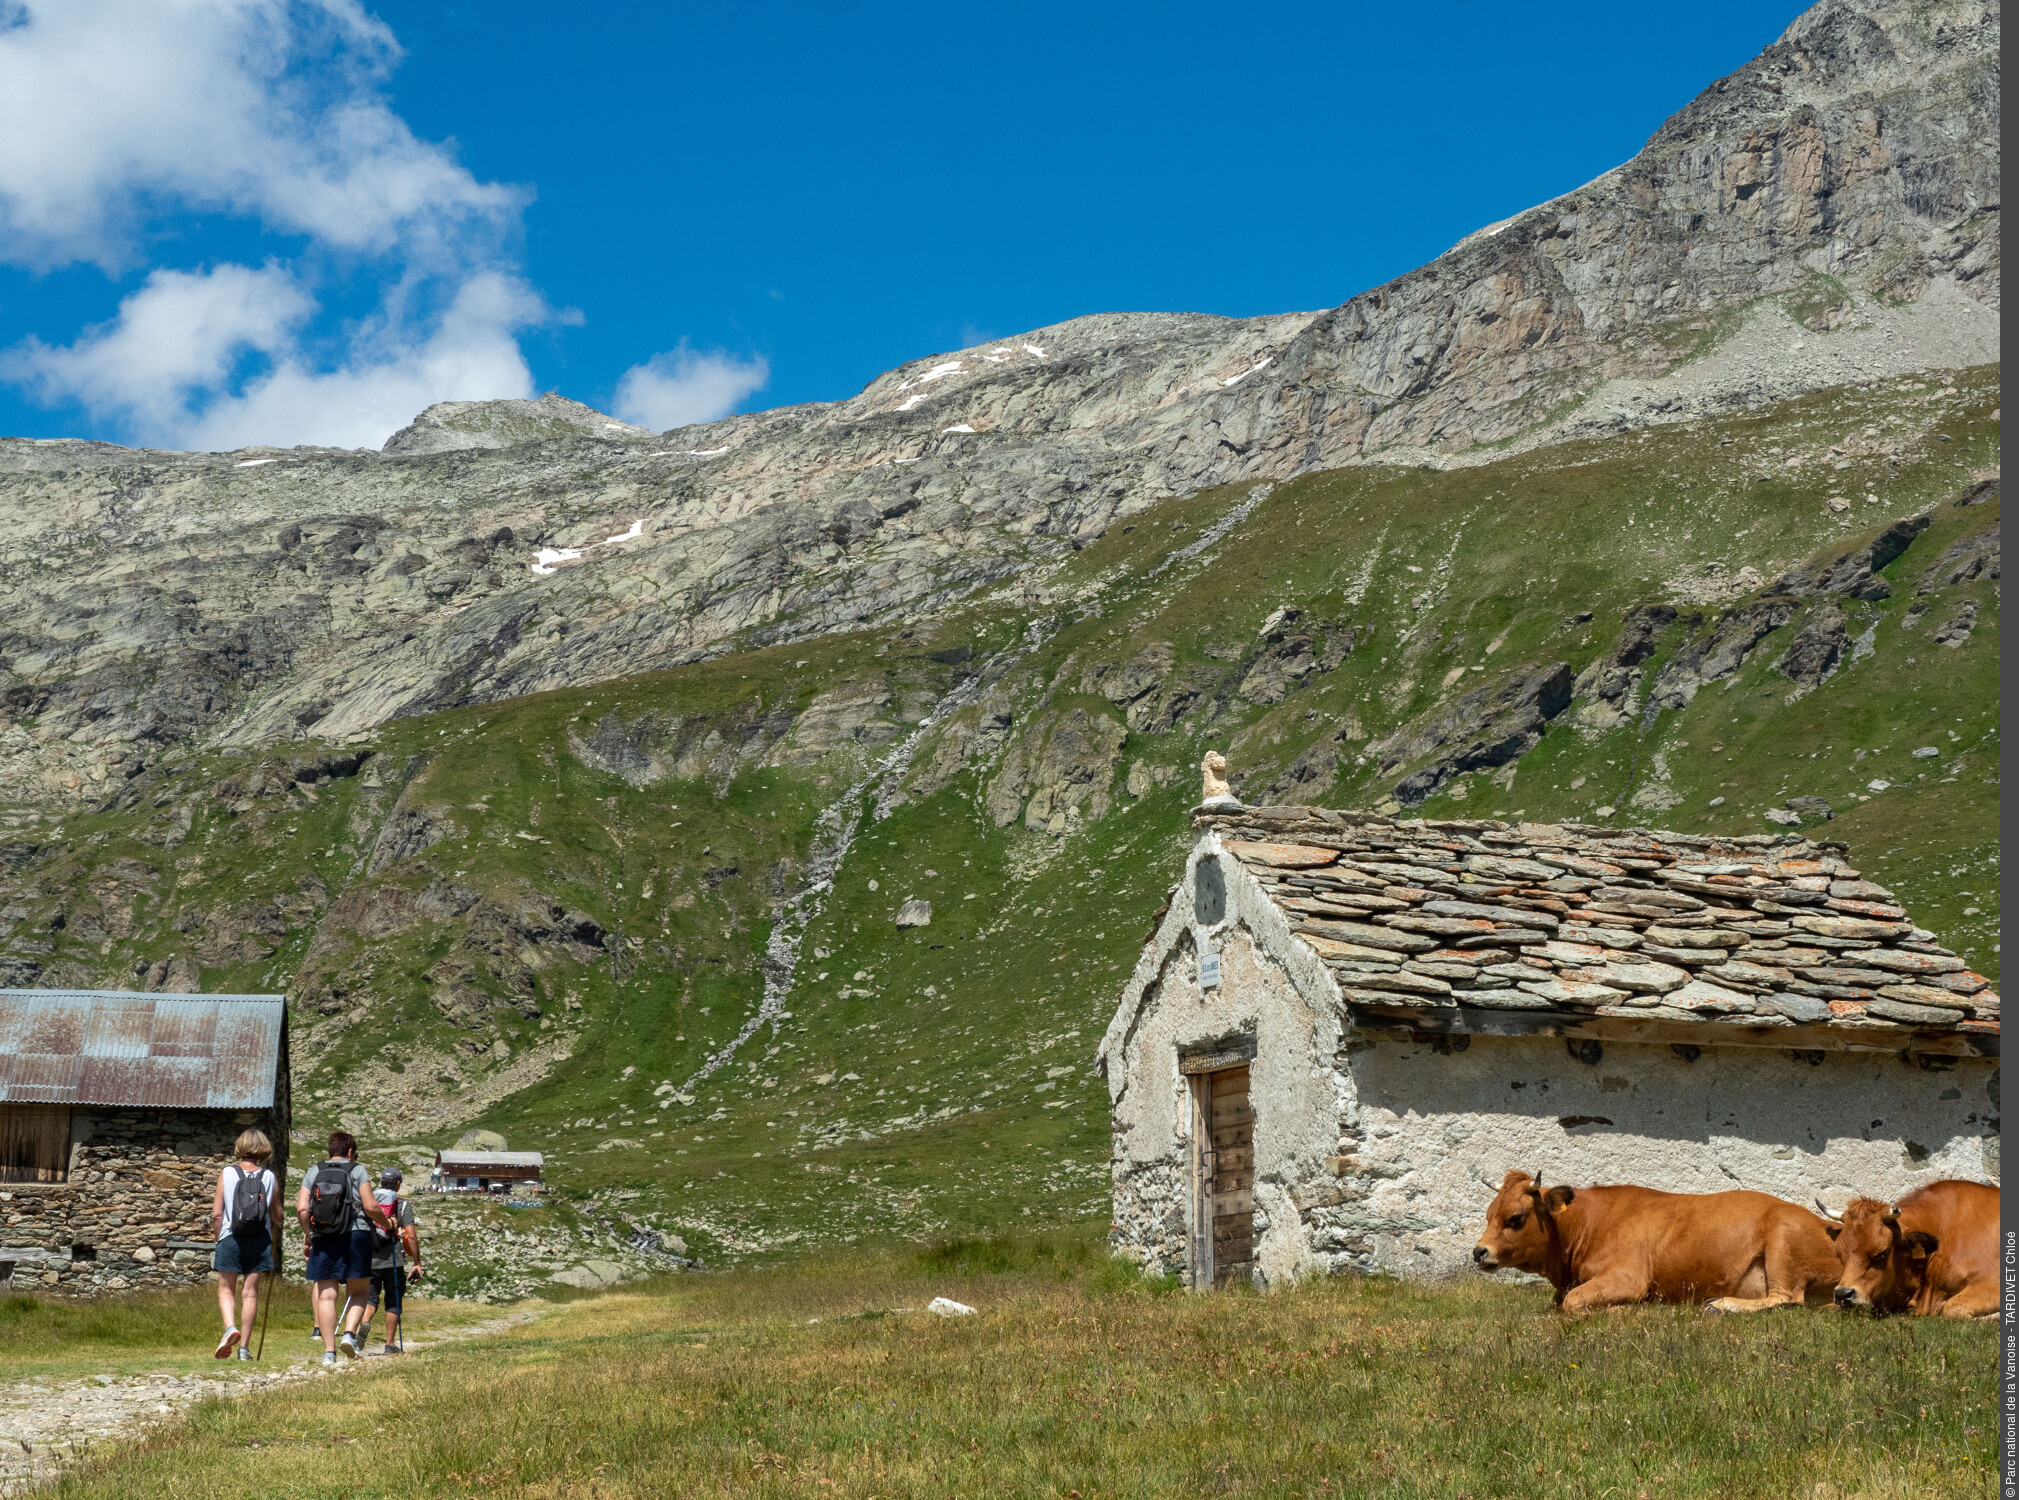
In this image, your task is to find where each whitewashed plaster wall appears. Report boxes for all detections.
[1103,835,1348,1287]
[1333,1033,2000,1278]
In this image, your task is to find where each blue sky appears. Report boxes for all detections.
[0,1,1806,450]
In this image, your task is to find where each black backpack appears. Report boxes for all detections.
[227,1165,269,1234]
[306,1160,356,1234]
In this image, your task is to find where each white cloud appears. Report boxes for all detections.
[0,1,767,450]
[4,263,546,450]
[614,346,771,432]
[183,269,546,450]
[3,262,311,435]
[0,0,521,272]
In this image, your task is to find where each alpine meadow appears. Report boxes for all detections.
[0,1,2000,1496]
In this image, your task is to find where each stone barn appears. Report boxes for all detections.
[0,989,290,1295]
[1099,804,1998,1290]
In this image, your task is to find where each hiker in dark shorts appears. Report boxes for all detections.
[209,1128,282,1361]
[295,1131,395,1367]
[357,1168,421,1353]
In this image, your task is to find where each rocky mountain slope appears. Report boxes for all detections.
[0,0,1999,1287]
[0,1,1996,809]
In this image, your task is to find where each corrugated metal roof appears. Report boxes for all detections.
[435,1151,545,1168]
[0,991,284,1109]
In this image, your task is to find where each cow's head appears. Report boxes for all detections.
[1473,1169,1574,1274]
[1820,1197,1938,1313]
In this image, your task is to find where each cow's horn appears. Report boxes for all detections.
[1814,1199,1842,1223]
[1887,1204,1902,1221]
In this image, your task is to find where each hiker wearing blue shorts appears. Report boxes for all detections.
[209,1128,282,1361]
[295,1131,394,1367]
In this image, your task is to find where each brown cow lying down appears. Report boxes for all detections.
[1821,1180,1999,1319]
[1473,1170,1841,1314]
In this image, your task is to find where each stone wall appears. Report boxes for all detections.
[0,1108,284,1295]
[1306,1032,1997,1280]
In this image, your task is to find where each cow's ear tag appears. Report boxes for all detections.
[1542,1186,1576,1211]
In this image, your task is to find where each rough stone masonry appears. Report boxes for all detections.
[1101,803,1997,1288]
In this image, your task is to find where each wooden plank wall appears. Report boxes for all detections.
[0,1105,71,1184]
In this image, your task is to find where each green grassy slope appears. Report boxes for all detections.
[1,367,1997,1283]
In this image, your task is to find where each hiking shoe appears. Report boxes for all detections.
[321,1351,338,1368]
[338,1332,360,1359]
[236,1348,253,1361]
[214,1327,240,1359]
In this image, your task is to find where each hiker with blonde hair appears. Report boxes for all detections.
[209,1128,282,1360]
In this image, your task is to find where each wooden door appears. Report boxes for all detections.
[1189,1066,1254,1288]
[1207,1067,1254,1286]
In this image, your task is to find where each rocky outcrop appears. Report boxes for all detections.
[1648,599,1802,710]
[1931,599,1980,647]
[382,393,652,456]
[1771,514,1931,598]
[366,806,457,875]
[1372,662,1575,806]
[985,707,1129,834]
[1776,601,1854,691]
[897,697,1014,804]
[1919,519,2000,591]
[1085,642,1227,732]
[1572,604,1680,727]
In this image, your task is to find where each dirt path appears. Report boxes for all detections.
[0,1304,548,1494]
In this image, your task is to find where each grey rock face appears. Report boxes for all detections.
[1373,661,1576,806]
[1771,514,1931,597]
[0,0,1997,808]
[1919,519,1999,590]
[1776,601,1854,689]
[1573,603,1680,726]
[985,706,1130,833]
[1649,598,1803,709]
[382,394,653,455]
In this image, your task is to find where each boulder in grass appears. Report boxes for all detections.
[895,898,933,928]
[928,1296,976,1317]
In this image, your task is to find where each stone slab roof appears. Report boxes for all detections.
[1195,806,1997,1054]
[434,1151,544,1169]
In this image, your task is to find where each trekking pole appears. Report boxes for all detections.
[255,1223,276,1361]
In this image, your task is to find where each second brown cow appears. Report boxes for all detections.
[1472,1170,1842,1314]
[1822,1180,1999,1319]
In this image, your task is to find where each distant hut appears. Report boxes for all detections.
[1101,797,1997,1290]
[429,1150,545,1194]
[0,989,289,1295]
